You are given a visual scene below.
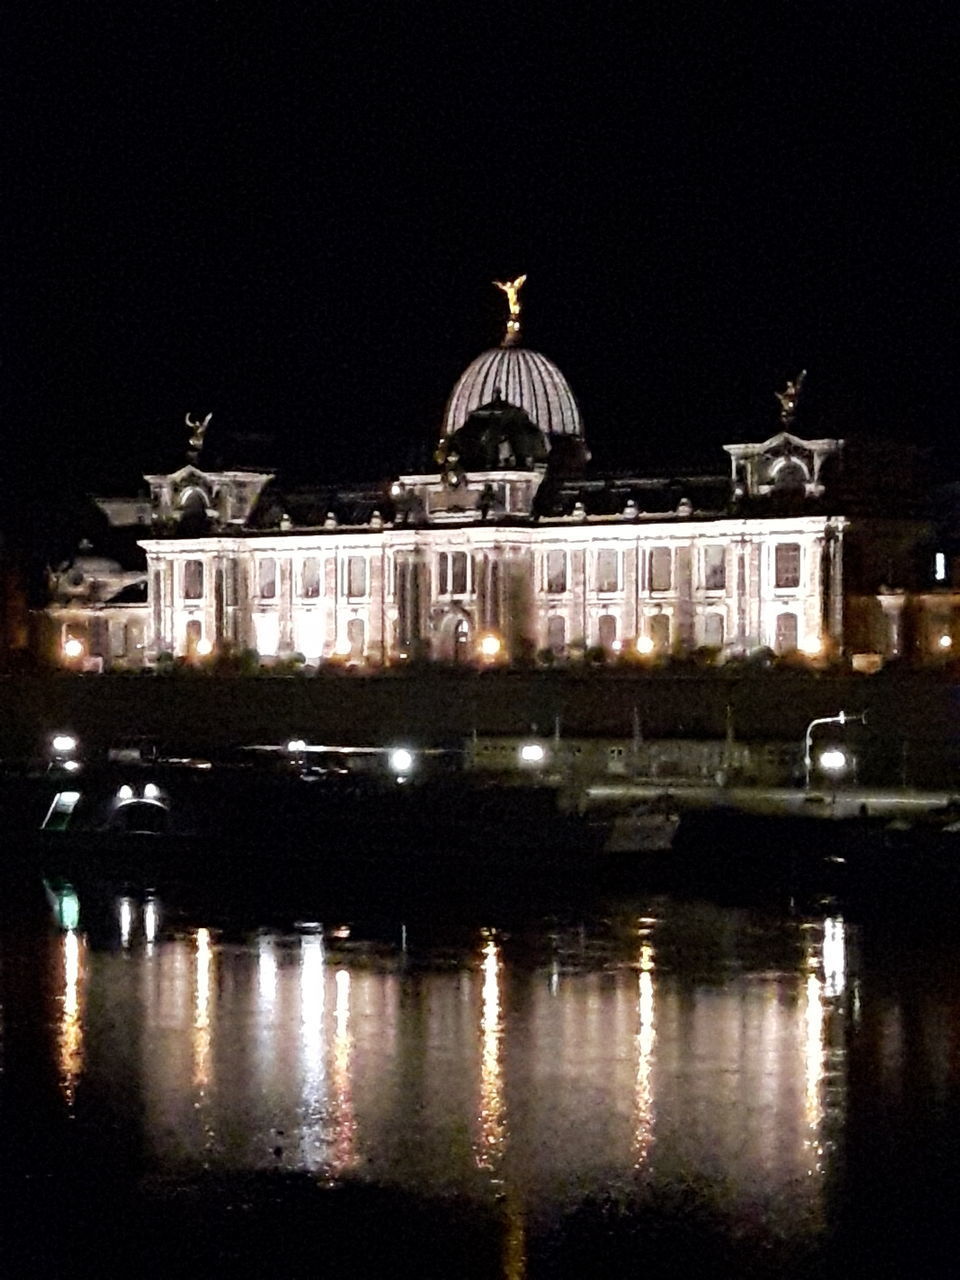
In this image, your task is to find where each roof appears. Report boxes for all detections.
[443,346,583,438]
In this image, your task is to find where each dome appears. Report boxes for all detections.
[443,346,583,439]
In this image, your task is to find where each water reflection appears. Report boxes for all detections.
[25,894,899,1256]
[634,935,656,1170]
[476,934,505,1177]
[57,928,84,1103]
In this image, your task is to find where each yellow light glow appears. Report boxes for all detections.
[939,634,952,649]
[476,935,505,1172]
[800,636,822,656]
[195,637,213,656]
[193,927,213,1089]
[58,930,84,1104]
[63,637,84,659]
[636,636,655,655]
[479,634,501,658]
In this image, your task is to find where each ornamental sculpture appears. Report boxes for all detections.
[775,372,806,426]
[185,412,212,460]
[493,274,526,345]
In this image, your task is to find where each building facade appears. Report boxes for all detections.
[47,285,950,670]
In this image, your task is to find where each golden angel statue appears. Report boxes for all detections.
[493,274,527,317]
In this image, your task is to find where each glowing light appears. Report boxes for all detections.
[52,734,77,754]
[939,633,952,649]
[818,748,847,772]
[194,927,213,1088]
[611,639,623,653]
[119,897,134,947]
[635,939,656,1168]
[636,636,655,655]
[143,782,161,800]
[823,916,846,998]
[62,759,81,773]
[389,747,415,775]
[800,636,822,656]
[519,742,545,764]
[334,637,352,657]
[935,552,947,582]
[117,785,134,801]
[63,637,84,659]
[195,637,213,656]
[144,896,159,944]
[479,634,501,658]
[286,738,307,754]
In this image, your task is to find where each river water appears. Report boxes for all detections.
[2,878,959,1276]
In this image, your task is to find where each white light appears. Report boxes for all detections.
[286,738,307,754]
[479,634,501,658]
[389,748,415,774]
[52,734,77,754]
[143,782,161,800]
[935,552,947,582]
[62,759,81,773]
[519,742,545,764]
[819,748,847,772]
[611,640,622,653]
[144,897,159,944]
[59,791,82,806]
[63,638,84,659]
[800,636,822,656]
[195,637,213,656]
[939,634,952,650]
[117,785,134,801]
[636,636,655,655]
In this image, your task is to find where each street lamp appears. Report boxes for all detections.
[803,711,865,790]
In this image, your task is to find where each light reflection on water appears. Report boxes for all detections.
[36,885,960,1260]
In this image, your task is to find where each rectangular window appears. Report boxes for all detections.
[703,545,726,591]
[650,547,672,592]
[259,558,277,599]
[546,549,567,594]
[704,613,724,648]
[775,543,801,589]
[650,612,670,652]
[347,556,367,598]
[437,553,449,597]
[547,615,566,654]
[596,549,619,593]
[776,612,798,653]
[450,552,468,595]
[598,614,617,650]
[183,560,204,600]
[301,557,321,598]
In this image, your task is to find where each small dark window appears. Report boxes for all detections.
[596,549,619,593]
[547,615,566,654]
[347,556,367,598]
[704,546,725,591]
[650,547,672,592]
[776,612,798,653]
[650,613,671,652]
[437,553,449,596]
[183,560,204,600]
[547,550,567,594]
[301,557,320,598]
[259,558,277,599]
[775,544,800,589]
[451,552,468,595]
[598,614,617,650]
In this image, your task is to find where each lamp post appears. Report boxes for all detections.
[803,711,865,790]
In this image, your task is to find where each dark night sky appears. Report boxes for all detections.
[3,5,958,512]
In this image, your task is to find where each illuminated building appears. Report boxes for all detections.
[49,280,950,669]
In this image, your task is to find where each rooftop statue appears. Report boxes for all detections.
[493,274,526,345]
[775,371,806,426]
[185,412,212,459]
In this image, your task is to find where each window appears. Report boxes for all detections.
[596,549,619,593]
[598,614,617,650]
[704,613,724,648]
[259,558,277,599]
[183,560,204,600]
[438,552,469,596]
[775,543,800,589]
[546,549,567,594]
[703,545,726,591]
[650,612,671,653]
[301,557,320,598]
[935,552,947,583]
[347,556,367,598]
[547,615,566,654]
[347,617,365,660]
[650,547,672,592]
[776,612,798,653]
[450,552,467,595]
